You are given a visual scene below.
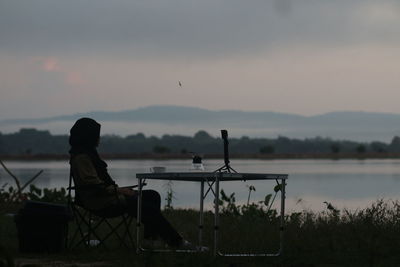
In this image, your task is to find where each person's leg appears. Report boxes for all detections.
[141,190,161,240]
[142,190,161,210]
[126,190,183,247]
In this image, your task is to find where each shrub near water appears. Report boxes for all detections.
[188,191,400,265]
[0,184,68,214]
[285,200,400,265]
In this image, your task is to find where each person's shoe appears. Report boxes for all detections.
[178,240,209,252]
[142,239,166,249]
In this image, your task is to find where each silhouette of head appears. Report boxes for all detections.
[69,118,101,149]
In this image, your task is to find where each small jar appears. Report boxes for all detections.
[191,155,204,171]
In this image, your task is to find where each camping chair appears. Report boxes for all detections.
[66,171,136,250]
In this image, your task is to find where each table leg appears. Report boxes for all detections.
[136,178,143,253]
[214,175,220,256]
[199,180,204,247]
[279,178,286,256]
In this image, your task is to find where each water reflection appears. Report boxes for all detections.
[1,159,400,212]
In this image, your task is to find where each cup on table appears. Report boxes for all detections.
[150,166,166,173]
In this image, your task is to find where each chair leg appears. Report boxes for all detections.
[69,207,106,249]
[88,217,109,250]
[68,205,135,250]
[70,208,91,249]
[122,215,136,248]
[67,206,88,249]
[101,218,130,248]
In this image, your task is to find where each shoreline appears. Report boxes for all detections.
[2,152,400,161]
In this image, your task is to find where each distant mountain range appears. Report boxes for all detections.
[1,105,400,142]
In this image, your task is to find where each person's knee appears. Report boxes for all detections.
[144,190,161,205]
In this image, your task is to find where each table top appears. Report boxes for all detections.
[136,172,288,182]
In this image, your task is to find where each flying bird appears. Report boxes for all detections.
[178,81,182,87]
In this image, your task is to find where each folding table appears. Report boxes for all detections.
[135,172,288,256]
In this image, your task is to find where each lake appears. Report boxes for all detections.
[1,159,400,212]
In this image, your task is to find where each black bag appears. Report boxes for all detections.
[14,201,72,253]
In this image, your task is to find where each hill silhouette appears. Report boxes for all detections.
[1,105,400,142]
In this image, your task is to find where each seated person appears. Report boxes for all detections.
[69,118,188,248]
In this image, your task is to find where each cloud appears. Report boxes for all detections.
[1,0,400,120]
[42,57,60,72]
[273,0,292,16]
[1,0,399,59]
[359,2,400,24]
[66,72,84,86]
[32,57,85,85]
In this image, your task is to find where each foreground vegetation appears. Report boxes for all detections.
[1,181,400,266]
[1,159,400,266]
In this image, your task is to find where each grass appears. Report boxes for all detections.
[2,200,400,266]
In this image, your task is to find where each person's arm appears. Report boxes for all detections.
[117,187,136,196]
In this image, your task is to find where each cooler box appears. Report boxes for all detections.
[14,201,72,253]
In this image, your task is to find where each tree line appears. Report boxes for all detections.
[1,128,400,156]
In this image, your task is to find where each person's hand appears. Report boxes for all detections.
[117,187,137,196]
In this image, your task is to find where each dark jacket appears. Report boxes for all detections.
[70,153,126,211]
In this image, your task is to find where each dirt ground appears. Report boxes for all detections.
[11,258,113,267]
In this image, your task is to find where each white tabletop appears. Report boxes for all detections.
[136,172,288,182]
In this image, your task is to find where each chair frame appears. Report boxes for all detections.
[66,171,136,250]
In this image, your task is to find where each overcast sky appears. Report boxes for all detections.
[1,0,400,120]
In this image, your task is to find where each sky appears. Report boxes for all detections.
[1,0,400,120]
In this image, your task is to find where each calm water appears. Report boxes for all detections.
[1,159,400,212]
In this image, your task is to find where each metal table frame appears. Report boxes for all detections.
[135,172,288,256]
